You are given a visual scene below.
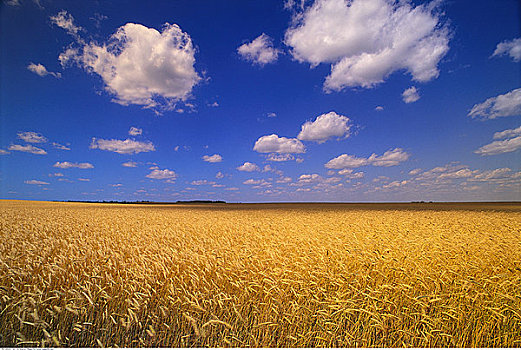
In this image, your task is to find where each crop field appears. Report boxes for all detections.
[0,200,520,347]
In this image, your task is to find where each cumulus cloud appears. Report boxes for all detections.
[128,127,142,136]
[8,144,47,155]
[53,161,94,169]
[237,33,281,66]
[493,126,521,140]
[216,171,224,179]
[18,131,47,143]
[254,134,305,153]
[468,88,521,120]
[475,136,521,156]
[402,86,420,103]
[375,106,384,111]
[146,168,177,180]
[492,37,521,62]
[90,138,155,154]
[57,12,201,111]
[243,179,271,187]
[0,149,10,155]
[203,154,223,163]
[297,111,351,143]
[325,148,409,169]
[25,180,49,185]
[284,0,450,91]
[27,63,61,78]
[122,161,138,167]
[237,162,260,172]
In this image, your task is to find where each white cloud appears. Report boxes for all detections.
[266,153,295,162]
[191,180,216,186]
[8,144,47,155]
[27,63,61,78]
[267,112,277,118]
[243,179,271,187]
[468,88,521,120]
[237,162,260,172]
[59,18,201,111]
[50,10,82,37]
[146,168,177,180]
[297,111,351,143]
[409,168,422,175]
[402,86,420,103]
[129,127,142,136]
[475,136,521,156]
[122,161,138,167]
[375,106,384,111]
[53,161,94,169]
[203,154,223,163]
[225,187,239,191]
[493,126,521,140]
[338,169,364,179]
[254,134,305,153]
[492,37,521,62]
[90,138,155,154]
[325,148,409,169]
[18,131,47,143]
[78,178,90,182]
[52,142,70,150]
[276,176,292,183]
[0,149,9,155]
[25,180,49,185]
[216,171,224,179]
[284,0,450,90]
[368,148,410,166]
[237,33,281,66]
[298,173,322,183]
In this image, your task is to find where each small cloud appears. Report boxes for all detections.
[267,112,277,118]
[50,10,83,36]
[475,136,521,156]
[375,106,384,111]
[52,142,70,150]
[129,127,142,136]
[18,131,47,143]
[225,187,239,191]
[49,172,64,177]
[122,161,138,168]
[203,154,223,163]
[409,168,422,175]
[216,171,224,179]
[90,138,155,154]
[267,153,295,162]
[53,161,94,169]
[8,144,47,155]
[25,180,49,185]
[468,88,521,120]
[492,37,521,62]
[297,111,351,143]
[254,134,305,154]
[325,148,409,169]
[27,63,61,78]
[402,86,420,104]
[0,149,10,155]
[78,178,90,182]
[191,180,216,186]
[146,168,177,181]
[237,162,260,172]
[209,101,219,107]
[238,33,281,66]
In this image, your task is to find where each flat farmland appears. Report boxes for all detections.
[1,200,520,347]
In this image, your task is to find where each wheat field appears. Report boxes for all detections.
[0,200,520,347]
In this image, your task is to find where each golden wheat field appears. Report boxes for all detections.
[1,200,520,347]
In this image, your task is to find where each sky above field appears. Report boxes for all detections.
[1,0,520,202]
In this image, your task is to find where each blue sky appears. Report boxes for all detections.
[1,0,520,202]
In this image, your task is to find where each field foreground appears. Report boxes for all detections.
[1,200,520,347]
